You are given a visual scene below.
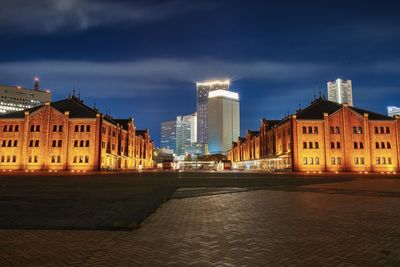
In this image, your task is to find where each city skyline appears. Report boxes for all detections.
[1,0,400,146]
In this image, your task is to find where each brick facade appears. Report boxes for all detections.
[228,98,400,172]
[0,97,154,171]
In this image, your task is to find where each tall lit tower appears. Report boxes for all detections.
[207,90,240,155]
[196,80,230,145]
[327,79,353,106]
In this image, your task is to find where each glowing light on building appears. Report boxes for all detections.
[196,80,230,86]
[208,90,239,100]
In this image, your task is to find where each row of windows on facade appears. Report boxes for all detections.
[303,156,393,166]
[2,124,91,133]
[305,126,392,135]
[0,139,90,148]
[303,141,392,150]
[102,127,116,137]
[0,155,90,164]
[277,128,291,139]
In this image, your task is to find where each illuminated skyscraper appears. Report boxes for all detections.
[196,80,230,145]
[327,79,353,106]
[207,90,240,155]
[388,106,400,117]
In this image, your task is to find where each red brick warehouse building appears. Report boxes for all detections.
[228,97,400,173]
[0,96,154,171]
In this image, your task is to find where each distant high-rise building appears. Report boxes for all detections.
[207,90,240,155]
[161,120,177,152]
[388,106,400,117]
[183,112,197,143]
[161,114,197,156]
[327,79,353,106]
[0,78,52,114]
[196,80,230,145]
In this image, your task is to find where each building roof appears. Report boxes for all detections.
[0,96,98,119]
[114,119,132,130]
[295,97,394,121]
[136,129,149,137]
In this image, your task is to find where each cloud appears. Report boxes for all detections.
[0,0,216,33]
[0,58,331,98]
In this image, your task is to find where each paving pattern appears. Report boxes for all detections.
[1,186,400,266]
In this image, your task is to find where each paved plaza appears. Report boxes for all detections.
[0,172,400,266]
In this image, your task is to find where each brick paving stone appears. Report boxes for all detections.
[1,188,399,266]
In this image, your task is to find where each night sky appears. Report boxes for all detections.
[1,0,400,145]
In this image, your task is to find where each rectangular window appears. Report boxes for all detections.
[6,155,10,162]
[382,157,386,165]
[381,142,385,149]
[376,157,381,165]
[52,140,56,147]
[354,157,359,165]
[354,142,358,149]
[360,157,365,165]
[337,157,342,165]
[73,156,77,163]
[360,142,364,149]
[86,125,90,132]
[13,140,17,147]
[336,127,340,134]
[74,140,78,147]
[303,157,307,165]
[302,127,307,134]
[35,140,39,147]
[309,142,313,149]
[0,155,4,162]
[314,127,318,134]
[2,140,5,147]
[303,142,307,149]
[330,127,334,134]
[58,140,62,147]
[380,127,384,133]
[336,142,341,149]
[80,140,84,147]
[85,140,90,147]
[376,142,379,149]
[388,157,392,165]
[315,142,319,149]
[59,125,63,132]
[53,125,57,132]
[331,157,336,165]
[374,127,378,134]
[3,125,7,132]
[30,125,34,132]
[79,156,84,163]
[51,156,55,163]
[34,156,38,163]
[85,156,89,163]
[75,125,79,132]
[309,157,314,165]
[36,125,40,132]
[315,157,320,165]
[353,127,357,134]
[358,127,362,134]
[80,125,85,132]
[308,127,312,134]
[8,140,12,147]
[15,125,19,132]
[386,127,390,134]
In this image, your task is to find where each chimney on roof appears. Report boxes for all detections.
[34,77,40,91]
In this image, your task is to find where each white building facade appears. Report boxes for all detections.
[327,78,353,106]
[0,81,51,114]
[388,106,400,117]
[207,90,240,155]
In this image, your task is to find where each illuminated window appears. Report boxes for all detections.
[382,157,386,164]
[354,157,359,165]
[6,156,10,162]
[309,157,313,165]
[337,157,342,165]
[331,157,336,164]
[315,157,320,165]
[376,157,381,165]
[358,127,362,134]
[303,157,308,165]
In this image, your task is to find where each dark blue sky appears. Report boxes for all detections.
[1,0,400,145]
